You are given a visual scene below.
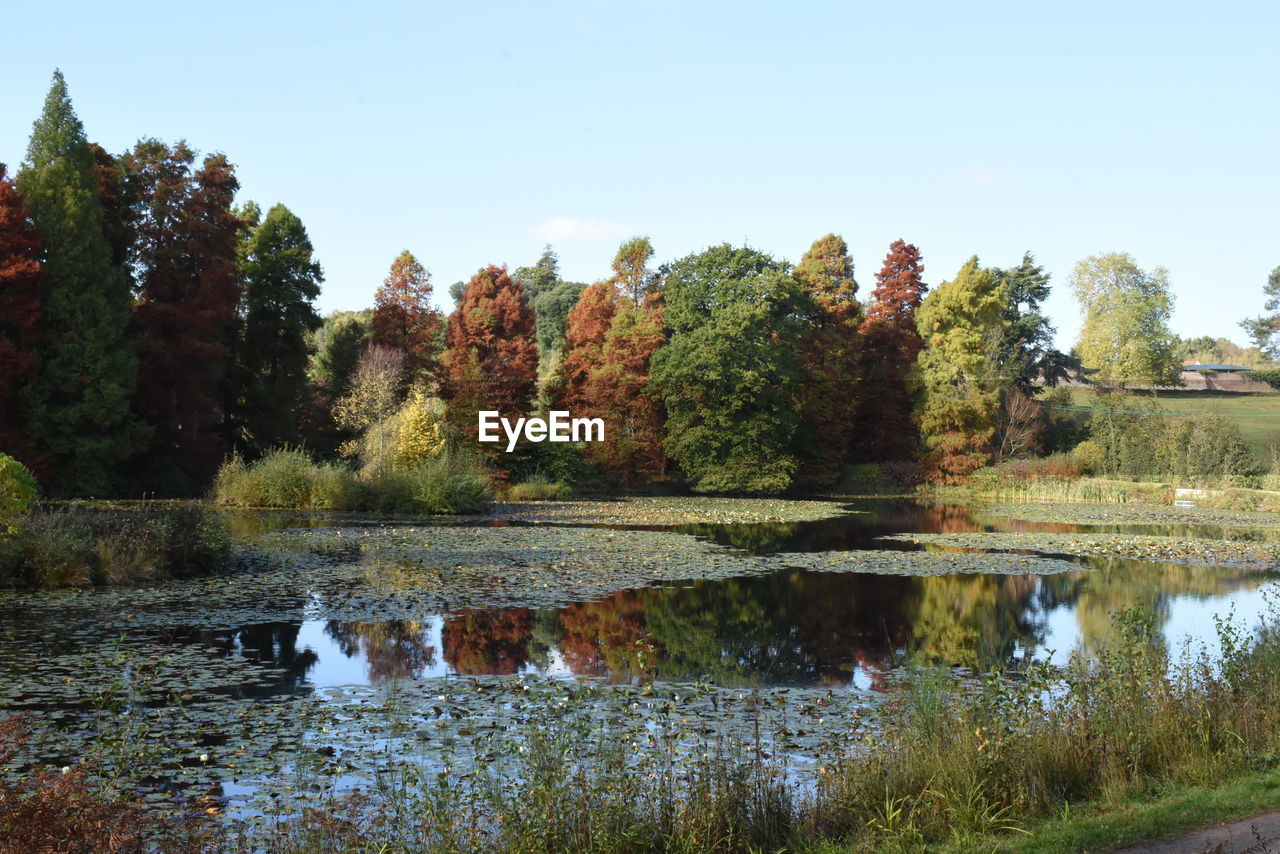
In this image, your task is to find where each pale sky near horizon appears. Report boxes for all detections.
[3,0,1276,350]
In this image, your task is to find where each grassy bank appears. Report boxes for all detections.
[0,502,230,589]
[929,473,1280,512]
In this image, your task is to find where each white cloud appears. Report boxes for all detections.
[531,217,633,241]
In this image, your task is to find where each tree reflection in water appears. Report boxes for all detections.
[324,619,435,683]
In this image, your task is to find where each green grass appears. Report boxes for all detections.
[1065,388,1280,464]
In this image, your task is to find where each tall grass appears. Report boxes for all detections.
[213,447,493,515]
[0,503,230,589]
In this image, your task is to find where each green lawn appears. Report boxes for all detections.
[1065,388,1280,464]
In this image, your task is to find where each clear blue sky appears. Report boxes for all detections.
[3,0,1276,349]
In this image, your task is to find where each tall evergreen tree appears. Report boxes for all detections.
[649,244,811,494]
[792,234,861,488]
[442,265,538,436]
[123,140,245,490]
[992,252,1077,394]
[853,239,928,463]
[0,165,47,476]
[17,71,144,494]
[231,203,323,454]
[912,257,1008,483]
[371,250,442,382]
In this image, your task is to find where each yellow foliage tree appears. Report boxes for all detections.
[396,387,448,466]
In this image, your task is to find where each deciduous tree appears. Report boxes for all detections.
[792,234,861,487]
[649,244,810,493]
[1070,253,1178,388]
[853,240,928,463]
[371,251,442,382]
[442,265,538,437]
[123,140,245,491]
[912,256,1008,482]
[17,71,144,494]
[0,165,47,476]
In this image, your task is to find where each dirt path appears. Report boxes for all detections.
[1114,811,1280,853]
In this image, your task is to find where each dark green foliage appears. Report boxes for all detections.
[231,204,323,455]
[993,252,1078,393]
[514,246,586,356]
[0,502,229,589]
[308,311,373,398]
[649,244,811,493]
[17,71,145,495]
[1240,266,1280,359]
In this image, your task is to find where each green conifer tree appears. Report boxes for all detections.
[17,71,144,494]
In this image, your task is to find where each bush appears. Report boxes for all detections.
[1071,439,1105,475]
[1244,368,1280,389]
[310,462,365,510]
[0,454,38,519]
[374,450,494,515]
[507,475,569,501]
[0,503,230,589]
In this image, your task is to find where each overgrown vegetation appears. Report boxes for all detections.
[0,502,229,589]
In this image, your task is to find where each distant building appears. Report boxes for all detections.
[1180,361,1267,391]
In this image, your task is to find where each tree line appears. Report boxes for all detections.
[1,72,1275,497]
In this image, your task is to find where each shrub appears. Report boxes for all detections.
[252,447,316,508]
[0,454,38,519]
[309,462,365,510]
[0,503,230,589]
[1244,368,1280,390]
[371,449,494,515]
[507,475,569,501]
[1071,439,1105,475]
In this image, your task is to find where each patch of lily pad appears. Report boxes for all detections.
[979,502,1280,532]
[490,497,859,526]
[880,531,1280,570]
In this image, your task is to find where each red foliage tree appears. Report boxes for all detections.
[124,142,245,491]
[442,265,538,435]
[853,240,928,462]
[558,591,655,680]
[0,166,48,475]
[371,250,442,383]
[553,280,617,413]
[441,608,533,675]
[793,234,861,487]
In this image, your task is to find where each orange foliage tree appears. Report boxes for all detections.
[441,608,533,675]
[371,250,442,383]
[853,239,928,463]
[793,234,861,487]
[441,265,538,437]
[0,166,47,476]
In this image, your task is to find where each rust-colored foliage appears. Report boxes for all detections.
[0,167,47,476]
[793,234,861,487]
[441,608,533,675]
[371,250,442,383]
[558,591,656,680]
[853,240,928,462]
[442,265,538,436]
[125,143,245,491]
[88,143,130,269]
[0,714,215,854]
[554,280,617,411]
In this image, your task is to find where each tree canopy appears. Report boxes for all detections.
[1070,252,1178,388]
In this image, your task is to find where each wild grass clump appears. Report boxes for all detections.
[506,473,570,501]
[213,446,492,515]
[0,503,230,589]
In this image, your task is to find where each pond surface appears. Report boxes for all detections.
[1,496,1277,817]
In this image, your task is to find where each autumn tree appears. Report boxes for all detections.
[612,236,657,305]
[912,256,1009,482]
[371,250,442,382]
[852,239,928,463]
[552,280,618,414]
[649,244,811,493]
[442,265,538,436]
[792,234,861,488]
[1070,253,1178,388]
[17,71,144,494]
[122,140,245,491]
[1240,266,1280,360]
[231,203,324,454]
[0,165,47,476]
